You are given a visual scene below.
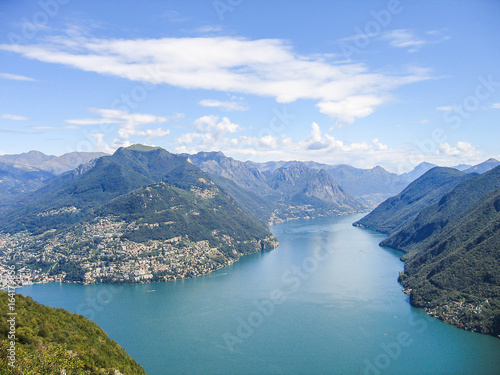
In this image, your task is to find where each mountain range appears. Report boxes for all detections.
[0,145,278,284]
[355,165,500,337]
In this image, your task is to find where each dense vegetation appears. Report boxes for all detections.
[398,188,500,336]
[359,165,500,337]
[0,291,146,374]
[97,180,273,256]
[0,146,274,244]
[382,165,500,252]
[354,167,472,234]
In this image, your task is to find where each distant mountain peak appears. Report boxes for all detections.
[120,144,163,152]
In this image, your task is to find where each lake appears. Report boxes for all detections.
[18,214,500,374]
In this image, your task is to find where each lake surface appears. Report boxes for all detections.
[19,214,500,375]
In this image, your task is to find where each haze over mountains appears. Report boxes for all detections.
[1,145,499,339]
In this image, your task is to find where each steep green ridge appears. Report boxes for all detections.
[398,188,500,336]
[381,165,500,252]
[0,146,231,234]
[360,165,500,337]
[0,291,146,374]
[354,167,473,234]
[97,180,272,255]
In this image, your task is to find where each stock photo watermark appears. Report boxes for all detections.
[8,0,70,44]
[398,74,500,174]
[339,0,406,58]
[362,314,428,375]
[3,265,17,368]
[213,0,243,21]
[75,284,123,320]
[222,238,332,353]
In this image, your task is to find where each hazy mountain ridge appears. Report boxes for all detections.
[188,152,367,223]
[381,165,500,253]
[353,167,474,234]
[0,150,108,175]
[0,151,108,212]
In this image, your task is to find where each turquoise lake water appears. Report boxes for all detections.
[18,214,500,374]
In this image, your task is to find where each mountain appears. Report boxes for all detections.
[0,290,146,374]
[306,163,408,207]
[186,151,274,196]
[0,150,107,175]
[381,165,500,253]
[0,150,54,166]
[358,166,500,337]
[0,162,55,210]
[0,145,277,284]
[398,187,500,336]
[266,164,365,211]
[354,167,473,234]
[245,160,409,207]
[399,162,437,183]
[0,151,107,210]
[188,152,366,223]
[453,163,472,171]
[464,158,500,174]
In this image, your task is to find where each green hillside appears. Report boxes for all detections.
[354,167,472,234]
[398,188,500,336]
[381,165,500,252]
[0,145,277,285]
[0,291,146,374]
[97,180,273,256]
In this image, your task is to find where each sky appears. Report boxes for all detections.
[0,0,499,173]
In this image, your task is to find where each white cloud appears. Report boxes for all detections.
[381,30,427,53]
[436,106,454,111]
[172,119,488,172]
[490,103,500,109]
[317,95,385,124]
[66,108,172,151]
[380,29,450,53]
[0,34,432,124]
[199,99,248,111]
[174,115,242,153]
[0,72,35,81]
[0,113,31,121]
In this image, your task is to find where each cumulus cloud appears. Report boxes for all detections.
[0,34,432,124]
[173,118,488,172]
[174,115,242,153]
[66,108,172,151]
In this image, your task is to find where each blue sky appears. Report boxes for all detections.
[0,0,499,172]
